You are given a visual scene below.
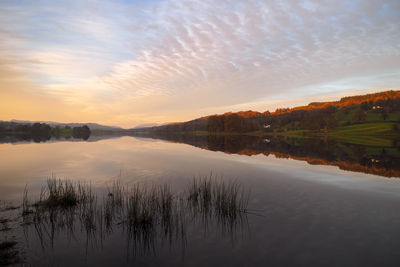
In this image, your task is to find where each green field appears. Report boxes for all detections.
[336,109,400,126]
[330,122,397,136]
[273,122,400,147]
[365,111,400,122]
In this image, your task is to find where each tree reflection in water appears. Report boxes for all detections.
[135,133,400,178]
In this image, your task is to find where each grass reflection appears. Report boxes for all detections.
[21,176,251,258]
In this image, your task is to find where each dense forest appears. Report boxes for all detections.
[133,90,400,135]
[0,122,91,142]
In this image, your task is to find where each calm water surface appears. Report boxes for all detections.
[1,136,400,266]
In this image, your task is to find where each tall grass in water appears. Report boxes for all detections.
[22,175,250,255]
[22,186,31,216]
[187,176,249,216]
[21,178,90,248]
[187,176,250,235]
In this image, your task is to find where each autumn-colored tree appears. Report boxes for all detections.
[208,115,224,132]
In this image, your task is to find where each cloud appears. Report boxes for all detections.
[1,0,400,127]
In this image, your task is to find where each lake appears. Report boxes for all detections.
[1,135,400,266]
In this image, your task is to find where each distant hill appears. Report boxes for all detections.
[131,90,400,135]
[132,123,161,129]
[8,120,123,131]
[276,90,400,113]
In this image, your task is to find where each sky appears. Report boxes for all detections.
[0,0,400,128]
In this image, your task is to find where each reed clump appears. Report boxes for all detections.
[187,176,249,218]
[36,179,88,208]
[22,175,250,254]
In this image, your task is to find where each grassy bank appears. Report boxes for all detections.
[329,122,398,136]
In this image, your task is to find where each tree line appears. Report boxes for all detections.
[0,122,91,142]
[132,90,400,134]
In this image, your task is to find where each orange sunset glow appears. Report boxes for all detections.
[1,1,400,128]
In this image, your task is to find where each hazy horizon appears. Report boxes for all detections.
[1,88,397,129]
[1,0,399,128]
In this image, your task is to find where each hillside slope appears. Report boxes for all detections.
[131,90,400,136]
